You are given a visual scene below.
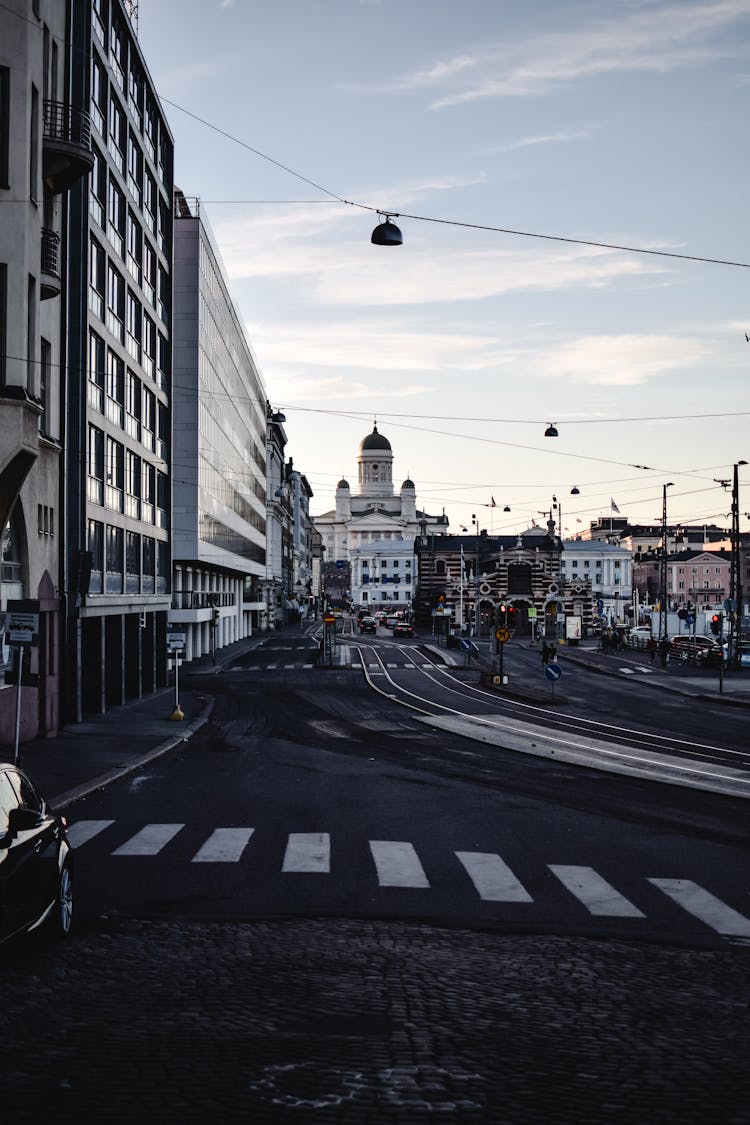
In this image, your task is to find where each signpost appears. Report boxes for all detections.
[321,613,336,666]
[544,661,562,699]
[4,601,41,766]
[166,631,186,719]
[494,625,510,681]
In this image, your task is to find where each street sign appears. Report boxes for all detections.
[495,627,510,644]
[527,608,537,619]
[166,631,186,651]
[323,614,336,625]
[7,612,39,646]
[459,638,472,652]
[544,663,562,681]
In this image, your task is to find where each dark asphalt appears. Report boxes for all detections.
[2,627,749,1124]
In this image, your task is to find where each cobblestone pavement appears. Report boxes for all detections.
[2,918,749,1124]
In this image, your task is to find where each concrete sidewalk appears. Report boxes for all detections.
[0,633,267,810]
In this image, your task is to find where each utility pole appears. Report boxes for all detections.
[730,461,747,669]
[660,483,674,643]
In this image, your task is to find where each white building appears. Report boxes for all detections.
[561,539,633,624]
[170,194,267,660]
[313,423,447,605]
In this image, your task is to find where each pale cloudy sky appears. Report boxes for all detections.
[138,0,750,535]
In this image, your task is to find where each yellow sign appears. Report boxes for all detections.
[495,627,510,643]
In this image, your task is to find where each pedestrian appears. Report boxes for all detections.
[541,642,551,666]
[548,644,558,664]
[659,637,669,668]
[647,637,657,664]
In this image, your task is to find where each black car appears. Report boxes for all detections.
[393,621,415,638]
[359,616,377,634]
[0,764,74,945]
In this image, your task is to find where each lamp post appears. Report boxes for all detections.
[471,513,481,638]
[659,483,674,643]
[729,461,747,669]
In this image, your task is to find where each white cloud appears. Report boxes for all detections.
[349,1,750,106]
[531,334,709,386]
[488,129,592,153]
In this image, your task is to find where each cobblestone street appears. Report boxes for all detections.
[2,918,748,1124]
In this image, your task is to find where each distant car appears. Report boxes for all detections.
[627,627,653,645]
[359,616,376,634]
[393,621,414,638]
[0,765,74,946]
[670,636,725,665]
[385,615,400,629]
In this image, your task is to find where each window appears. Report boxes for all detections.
[88,330,105,411]
[157,264,169,325]
[126,289,141,361]
[158,195,171,256]
[89,236,105,319]
[125,531,140,593]
[26,275,36,390]
[39,337,50,434]
[110,15,125,90]
[126,210,141,284]
[158,129,169,187]
[105,348,124,426]
[156,539,169,593]
[125,449,141,518]
[142,387,155,451]
[156,470,168,528]
[125,369,140,438]
[107,175,125,257]
[92,0,106,47]
[105,435,124,511]
[127,134,142,206]
[143,172,156,234]
[106,262,124,341]
[0,67,10,188]
[144,97,156,161]
[87,425,104,504]
[584,560,590,568]
[107,95,125,171]
[142,241,156,306]
[142,461,155,523]
[88,519,104,593]
[128,63,143,128]
[142,536,155,593]
[157,401,168,461]
[142,313,155,378]
[105,525,123,593]
[91,56,106,135]
[89,143,106,226]
[157,332,169,389]
[614,561,621,569]
[29,84,39,202]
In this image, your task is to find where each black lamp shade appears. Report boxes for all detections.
[371,218,403,246]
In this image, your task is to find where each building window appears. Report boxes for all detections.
[88,519,104,593]
[125,449,141,518]
[127,134,142,206]
[105,525,123,593]
[142,461,155,523]
[89,237,105,320]
[142,387,155,451]
[105,348,124,427]
[106,261,124,341]
[107,175,125,258]
[39,337,50,434]
[126,289,141,361]
[125,369,141,439]
[126,210,142,284]
[88,330,105,412]
[107,95,125,172]
[89,143,106,226]
[125,531,140,593]
[29,84,39,202]
[0,67,10,188]
[91,55,106,135]
[128,63,143,128]
[142,536,155,593]
[87,425,104,504]
[105,435,124,512]
[109,16,125,91]
[144,171,156,234]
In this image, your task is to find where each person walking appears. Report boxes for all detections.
[647,636,657,663]
[541,641,551,666]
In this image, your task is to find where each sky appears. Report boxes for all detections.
[137,0,750,538]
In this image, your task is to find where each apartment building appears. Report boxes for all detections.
[170,194,267,660]
[64,0,173,719]
[1,0,93,742]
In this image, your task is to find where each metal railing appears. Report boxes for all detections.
[41,227,60,277]
[43,100,92,149]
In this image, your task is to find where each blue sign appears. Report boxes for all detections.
[597,599,604,611]
[459,638,472,652]
[544,663,562,681]
[686,614,695,626]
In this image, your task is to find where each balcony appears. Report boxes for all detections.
[40,228,61,299]
[43,100,95,193]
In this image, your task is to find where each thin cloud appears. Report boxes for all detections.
[531,333,709,386]
[488,129,592,153]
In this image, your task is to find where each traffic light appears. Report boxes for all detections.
[499,603,507,623]
[710,613,723,635]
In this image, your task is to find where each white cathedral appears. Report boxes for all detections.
[313,424,448,611]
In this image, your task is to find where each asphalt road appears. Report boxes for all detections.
[2,629,749,1124]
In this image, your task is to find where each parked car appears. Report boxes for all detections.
[0,765,74,946]
[359,616,377,634]
[393,621,415,638]
[627,627,653,645]
[670,636,725,665]
[385,615,400,628]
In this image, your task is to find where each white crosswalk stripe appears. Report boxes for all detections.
[456,851,532,902]
[68,820,750,940]
[369,840,430,887]
[549,865,645,917]
[648,878,750,938]
[66,819,114,847]
[112,823,184,856]
[282,832,330,873]
[192,828,255,863]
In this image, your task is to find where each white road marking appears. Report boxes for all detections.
[282,832,331,873]
[455,851,533,902]
[648,878,750,937]
[369,840,430,888]
[192,827,255,863]
[112,823,184,856]
[549,864,645,917]
[67,819,114,847]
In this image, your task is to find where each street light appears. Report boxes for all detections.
[659,483,674,643]
[729,461,747,669]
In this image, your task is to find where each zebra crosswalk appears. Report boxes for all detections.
[67,819,750,941]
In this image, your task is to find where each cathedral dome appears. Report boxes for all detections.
[401,478,415,490]
[336,477,350,489]
[359,423,391,452]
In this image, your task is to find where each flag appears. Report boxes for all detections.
[490,497,496,507]
[610,498,620,513]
